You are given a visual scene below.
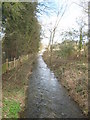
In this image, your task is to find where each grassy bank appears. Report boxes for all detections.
[2,54,36,118]
[43,44,88,116]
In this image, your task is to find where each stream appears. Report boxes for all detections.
[25,54,85,118]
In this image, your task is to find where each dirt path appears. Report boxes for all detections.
[25,55,85,118]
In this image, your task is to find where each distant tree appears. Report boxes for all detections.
[76,17,87,50]
[60,16,88,51]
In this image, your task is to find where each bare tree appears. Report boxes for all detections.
[37,0,69,65]
[73,0,88,14]
[47,0,69,65]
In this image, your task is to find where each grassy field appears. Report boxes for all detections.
[43,42,88,116]
[2,54,36,118]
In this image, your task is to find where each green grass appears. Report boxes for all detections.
[3,99,21,118]
[2,63,6,73]
[2,63,6,74]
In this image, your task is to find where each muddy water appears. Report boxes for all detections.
[25,55,85,118]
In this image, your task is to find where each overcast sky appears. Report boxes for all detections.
[38,0,88,45]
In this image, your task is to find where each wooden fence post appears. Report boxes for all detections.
[14,58,16,68]
[6,59,8,71]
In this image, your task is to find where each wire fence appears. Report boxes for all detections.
[2,55,28,74]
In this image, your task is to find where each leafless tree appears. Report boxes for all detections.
[47,0,69,65]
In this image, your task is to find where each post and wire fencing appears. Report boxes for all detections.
[2,55,29,74]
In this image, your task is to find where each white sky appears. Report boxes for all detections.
[38,0,89,45]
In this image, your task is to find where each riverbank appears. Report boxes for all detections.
[43,50,88,116]
[2,54,36,118]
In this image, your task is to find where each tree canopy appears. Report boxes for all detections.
[2,2,41,60]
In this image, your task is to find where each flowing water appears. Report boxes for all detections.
[25,55,85,118]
